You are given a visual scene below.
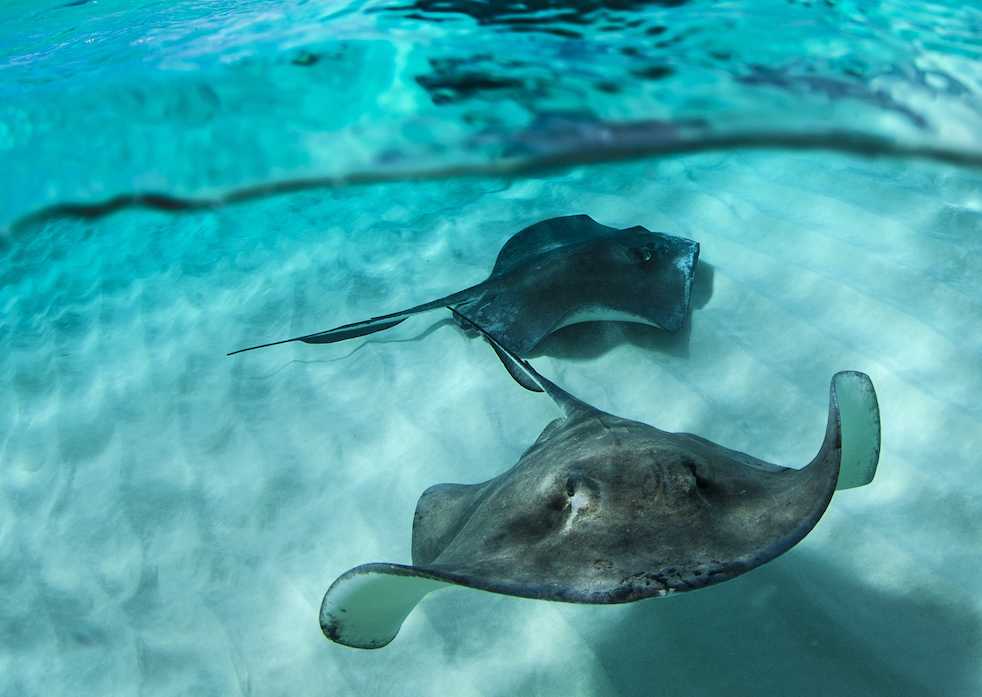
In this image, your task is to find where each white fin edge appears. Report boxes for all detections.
[832,371,881,490]
[320,564,450,649]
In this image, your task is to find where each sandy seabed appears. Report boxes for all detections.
[2,150,981,696]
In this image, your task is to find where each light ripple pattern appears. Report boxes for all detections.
[3,0,982,226]
[1,151,981,696]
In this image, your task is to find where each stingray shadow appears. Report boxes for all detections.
[526,261,715,361]
[582,551,980,696]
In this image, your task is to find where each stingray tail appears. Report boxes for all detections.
[450,308,589,418]
[227,292,474,356]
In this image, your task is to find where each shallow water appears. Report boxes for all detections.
[3,0,982,225]
[2,1,982,696]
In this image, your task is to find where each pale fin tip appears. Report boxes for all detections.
[832,371,881,490]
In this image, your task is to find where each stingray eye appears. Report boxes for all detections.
[566,477,577,496]
[635,242,661,263]
[683,460,710,491]
[547,475,591,513]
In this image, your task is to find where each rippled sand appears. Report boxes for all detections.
[2,150,981,696]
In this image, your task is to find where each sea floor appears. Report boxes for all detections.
[2,149,981,696]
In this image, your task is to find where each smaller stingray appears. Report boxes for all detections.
[318,314,881,649]
[229,215,699,356]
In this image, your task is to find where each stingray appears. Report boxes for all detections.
[318,313,881,649]
[228,214,699,356]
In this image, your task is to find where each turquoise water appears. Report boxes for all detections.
[2,1,982,696]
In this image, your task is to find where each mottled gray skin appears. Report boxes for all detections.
[318,329,875,648]
[410,385,841,603]
[451,218,699,354]
[229,215,699,356]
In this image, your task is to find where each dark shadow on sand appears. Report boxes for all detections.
[581,551,980,697]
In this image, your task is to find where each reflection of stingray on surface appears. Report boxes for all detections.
[370,0,689,32]
[318,314,881,649]
[230,215,699,357]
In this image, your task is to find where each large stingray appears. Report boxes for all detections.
[318,314,881,649]
[229,214,699,356]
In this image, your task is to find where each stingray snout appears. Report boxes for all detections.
[629,449,713,510]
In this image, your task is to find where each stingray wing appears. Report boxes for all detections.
[488,214,627,277]
[319,563,452,649]
[829,370,881,489]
